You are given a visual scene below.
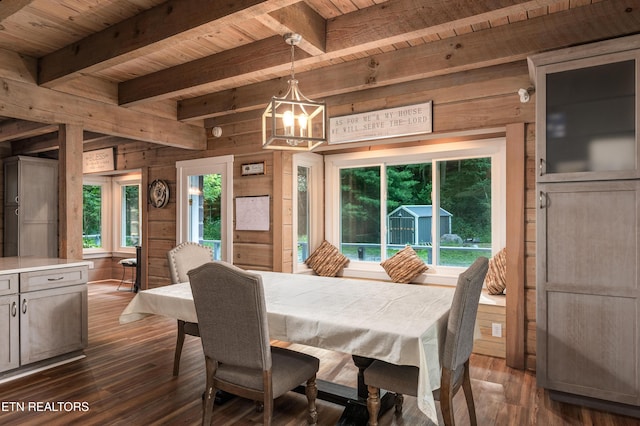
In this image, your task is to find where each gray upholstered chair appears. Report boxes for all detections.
[364,256,489,426]
[167,242,213,376]
[188,261,319,426]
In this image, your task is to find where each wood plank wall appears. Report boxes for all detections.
[524,123,537,371]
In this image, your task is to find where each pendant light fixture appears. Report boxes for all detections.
[262,33,326,151]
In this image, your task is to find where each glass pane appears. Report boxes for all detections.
[438,158,492,266]
[340,166,380,261]
[386,163,432,263]
[83,185,102,249]
[121,185,140,247]
[546,60,636,173]
[188,174,222,260]
[297,166,310,262]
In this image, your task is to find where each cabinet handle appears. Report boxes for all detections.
[22,299,27,314]
[539,191,547,209]
[539,158,544,176]
[11,301,17,317]
[14,196,18,204]
[47,277,64,281]
[14,208,18,216]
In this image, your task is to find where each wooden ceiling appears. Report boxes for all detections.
[0,0,639,151]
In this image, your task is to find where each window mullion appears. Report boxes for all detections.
[432,161,440,266]
[380,163,387,260]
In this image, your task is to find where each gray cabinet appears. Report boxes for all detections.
[4,156,58,258]
[0,274,19,372]
[532,36,640,413]
[0,264,88,374]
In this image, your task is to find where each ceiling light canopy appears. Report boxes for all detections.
[262,33,326,151]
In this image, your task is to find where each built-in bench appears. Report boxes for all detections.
[474,291,506,358]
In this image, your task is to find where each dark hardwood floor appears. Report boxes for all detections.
[0,281,638,425]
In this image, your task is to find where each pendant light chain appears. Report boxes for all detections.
[290,42,296,82]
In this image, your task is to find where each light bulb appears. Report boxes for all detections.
[283,110,295,128]
[298,114,308,136]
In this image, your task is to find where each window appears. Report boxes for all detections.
[176,156,233,261]
[83,179,109,251]
[113,175,141,251]
[293,153,323,271]
[325,139,505,284]
[83,174,141,255]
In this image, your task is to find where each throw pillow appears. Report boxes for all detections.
[485,247,507,295]
[305,240,350,277]
[380,246,428,283]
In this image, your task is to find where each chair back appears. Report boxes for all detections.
[441,256,489,372]
[188,261,271,371]
[167,242,213,283]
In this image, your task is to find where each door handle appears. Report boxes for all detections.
[539,191,548,209]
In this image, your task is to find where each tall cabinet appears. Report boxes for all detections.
[532,36,640,415]
[4,156,58,258]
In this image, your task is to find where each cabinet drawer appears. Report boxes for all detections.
[0,274,18,296]
[20,266,88,292]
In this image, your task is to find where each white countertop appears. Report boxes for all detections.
[0,257,93,274]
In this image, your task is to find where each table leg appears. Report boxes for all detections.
[293,355,394,425]
[335,356,394,426]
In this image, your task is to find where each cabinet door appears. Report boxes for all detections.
[535,50,640,183]
[537,180,640,405]
[20,285,88,365]
[0,295,19,372]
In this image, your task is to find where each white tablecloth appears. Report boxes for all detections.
[119,271,455,424]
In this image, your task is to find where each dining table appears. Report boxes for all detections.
[119,270,456,425]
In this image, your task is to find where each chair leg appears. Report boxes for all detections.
[440,368,455,426]
[173,320,186,376]
[117,266,126,291]
[367,385,381,426]
[263,398,274,426]
[394,393,404,413]
[305,374,318,425]
[462,360,477,426]
[202,357,216,426]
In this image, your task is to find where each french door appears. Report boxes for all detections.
[176,156,233,261]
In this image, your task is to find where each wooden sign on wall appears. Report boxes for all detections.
[329,101,432,144]
[83,147,114,173]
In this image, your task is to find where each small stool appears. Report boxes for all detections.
[118,258,137,291]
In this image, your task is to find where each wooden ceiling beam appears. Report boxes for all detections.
[118,36,309,106]
[178,0,640,120]
[0,77,206,149]
[10,132,58,155]
[117,0,568,106]
[11,133,139,155]
[0,119,56,142]
[256,2,326,55]
[325,0,566,53]
[38,0,299,87]
[0,0,35,22]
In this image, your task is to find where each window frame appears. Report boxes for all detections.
[293,152,324,272]
[112,175,142,254]
[324,138,506,285]
[82,175,112,256]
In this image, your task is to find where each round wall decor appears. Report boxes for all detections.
[148,179,170,208]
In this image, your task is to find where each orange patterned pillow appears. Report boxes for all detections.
[485,247,507,295]
[305,240,349,277]
[380,246,428,283]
